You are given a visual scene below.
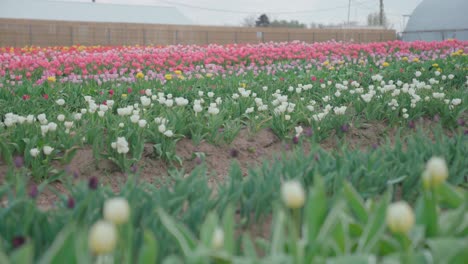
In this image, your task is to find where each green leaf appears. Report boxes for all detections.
[137,230,158,264]
[326,254,376,264]
[427,238,468,264]
[439,203,468,236]
[241,233,258,259]
[357,191,390,252]
[157,207,196,257]
[437,183,464,208]
[200,212,218,248]
[422,190,438,237]
[305,174,328,242]
[74,228,92,264]
[10,242,33,264]
[222,205,236,254]
[343,182,368,223]
[380,252,431,264]
[161,255,185,264]
[269,209,286,255]
[38,225,76,264]
[0,249,11,264]
[330,221,346,254]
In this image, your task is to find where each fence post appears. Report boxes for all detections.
[28,24,32,46]
[70,26,74,45]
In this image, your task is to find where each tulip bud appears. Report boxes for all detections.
[281,180,305,209]
[211,227,224,250]
[424,157,448,188]
[103,198,130,225]
[386,201,415,234]
[88,220,117,255]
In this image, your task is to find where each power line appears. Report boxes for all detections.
[155,0,375,15]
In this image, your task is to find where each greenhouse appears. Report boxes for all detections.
[402,0,468,41]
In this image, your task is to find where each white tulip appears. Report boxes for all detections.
[48,122,57,132]
[163,130,174,137]
[43,146,54,155]
[193,104,203,113]
[26,115,35,124]
[130,115,140,123]
[88,220,117,255]
[158,124,166,133]
[211,228,224,250]
[386,201,414,234]
[56,99,65,106]
[103,198,130,225]
[423,157,448,188]
[295,126,303,137]
[138,119,147,128]
[41,125,49,136]
[281,180,305,209]
[113,137,129,154]
[64,121,74,129]
[30,148,40,157]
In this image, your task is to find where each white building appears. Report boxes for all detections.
[0,0,192,25]
[402,0,468,41]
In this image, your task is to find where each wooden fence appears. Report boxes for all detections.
[0,19,396,47]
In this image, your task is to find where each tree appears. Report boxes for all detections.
[270,19,306,28]
[367,12,391,29]
[310,21,358,29]
[242,15,256,27]
[255,14,270,27]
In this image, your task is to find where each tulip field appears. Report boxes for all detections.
[0,40,467,263]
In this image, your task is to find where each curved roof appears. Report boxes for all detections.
[0,0,192,25]
[403,0,468,41]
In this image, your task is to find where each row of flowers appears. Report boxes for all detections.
[0,40,466,86]
[1,58,466,177]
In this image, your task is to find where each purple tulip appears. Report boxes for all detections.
[229,148,239,158]
[88,176,98,190]
[292,136,299,144]
[340,124,350,133]
[14,156,24,168]
[12,236,26,249]
[67,196,75,209]
[28,185,38,199]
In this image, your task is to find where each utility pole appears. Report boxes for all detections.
[347,0,351,27]
[379,0,384,26]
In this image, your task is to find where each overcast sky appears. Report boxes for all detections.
[60,0,423,32]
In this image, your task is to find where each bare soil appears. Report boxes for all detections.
[0,118,465,210]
